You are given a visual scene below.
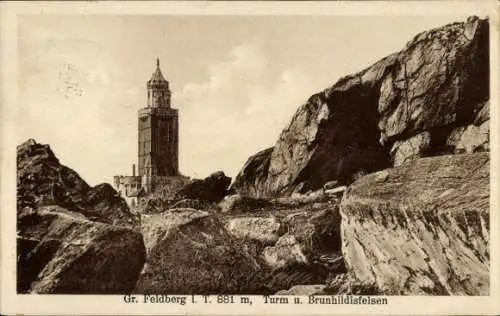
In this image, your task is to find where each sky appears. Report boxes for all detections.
[17,14,469,186]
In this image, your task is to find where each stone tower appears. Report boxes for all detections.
[138,58,179,191]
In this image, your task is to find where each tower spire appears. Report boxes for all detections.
[156,58,160,68]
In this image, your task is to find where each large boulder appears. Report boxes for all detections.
[262,206,343,271]
[175,171,231,203]
[340,153,489,295]
[446,119,489,154]
[390,132,431,166]
[225,217,281,246]
[262,235,309,269]
[233,16,489,197]
[135,209,260,294]
[17,139,134,226]
[17,206,146,293]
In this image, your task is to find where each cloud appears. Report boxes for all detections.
[177,44,319,179]
[180,44,266,111]
[18,38,131,185]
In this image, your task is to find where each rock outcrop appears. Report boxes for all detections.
[233,16,489,197]
[17,206,145,293]
[17,139,145,294]
[231,147,273,197]
[340,153,489,295]
[175,171,231,203]
[135,209,260,294]
[17,139,134,226]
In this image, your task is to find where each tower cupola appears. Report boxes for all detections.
[147,58,171,107]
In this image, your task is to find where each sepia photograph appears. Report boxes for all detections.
[1,1,499,315]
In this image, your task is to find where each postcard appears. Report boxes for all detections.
[1,1,499,315]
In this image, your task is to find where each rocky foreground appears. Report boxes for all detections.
[17,139,345,294]
[17,16,489,295]
[17,138,490,295]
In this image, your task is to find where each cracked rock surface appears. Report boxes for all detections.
[233,16,489,197]
[135,209,261,294]
[17,206,145,293]
[17,139,135,227]
[340,153,489,295]
[17,139,145,293]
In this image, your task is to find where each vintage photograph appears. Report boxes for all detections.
[12,10,491,299]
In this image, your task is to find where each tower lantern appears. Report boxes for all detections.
[147,58,171,108]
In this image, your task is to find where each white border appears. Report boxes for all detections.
[1,1,499,315]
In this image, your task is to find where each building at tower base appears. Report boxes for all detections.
[114,172,188,209]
